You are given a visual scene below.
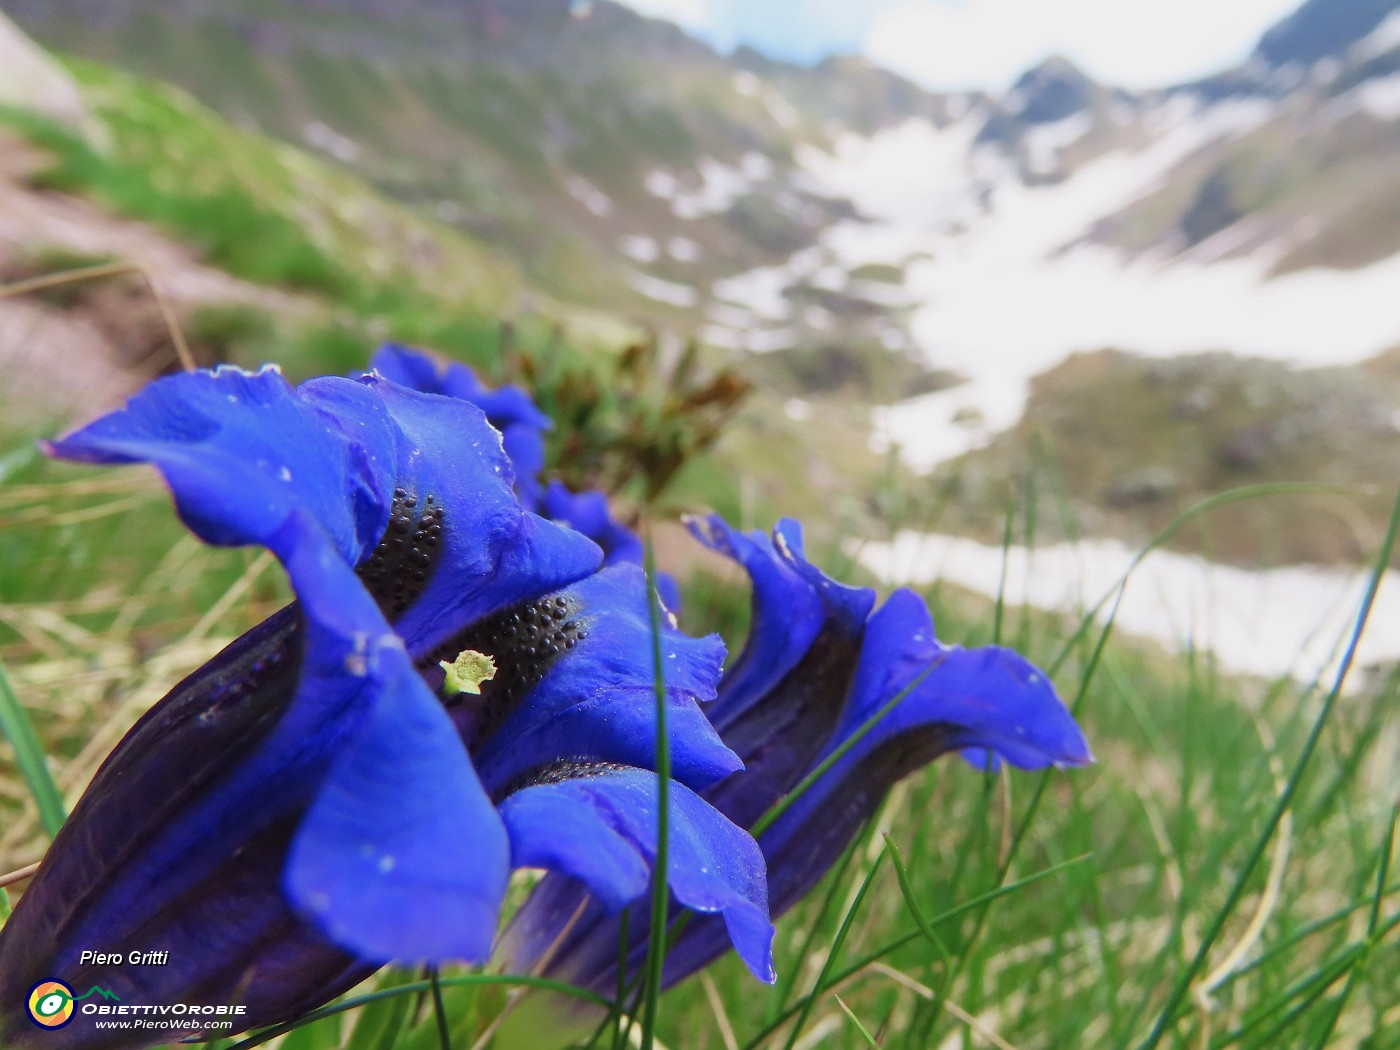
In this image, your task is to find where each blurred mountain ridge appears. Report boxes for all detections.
[8,0,1400,338]
[5,0,1400,565]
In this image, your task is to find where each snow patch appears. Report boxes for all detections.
[1351,73,1400,120]
[784,398,813,421]
[1022,112,1091,175]
[645,169,681,200]
[856,532,1400,687]
[780,98,1399,474]
[303,122,360,162]
[1351,11,1400,63]
[700,324,797,352]
[625,269,698,308]
[762,88,800,130]
[618,234,660,263]
[668,236,702,262]
[565,175,613,217]
[741,152,774,181]
[664,157,755,220]
[732,70,762,98]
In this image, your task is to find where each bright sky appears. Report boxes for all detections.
[616,0,1308,90]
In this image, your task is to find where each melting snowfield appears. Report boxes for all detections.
[712,99,1400,679]
[856,532,1400,687]
[784,100,1400,681]
[773,104,1400,471]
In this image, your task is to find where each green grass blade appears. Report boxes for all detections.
[1217,942,1365,1045]
[1226,945,1364,1048]
[781,853,885,1050]
[428,968,452,1050]
[0,654,66,838]
[1140,487,1400,1048]
[344,968,418,1050]
[777,822,877,1014]
[1305,801,1398,1048]
[834,994,881,1048]
[741,856,1088,1050]
[639,538,672,1050]
[223,975,612,1050]
[992,489,1016,646]
[881,834,951,964]
[1209,879,1400,992]
[604,906,631,1050]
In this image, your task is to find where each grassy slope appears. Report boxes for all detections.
[0,53,649,378]
[924,348,1400,567]
[55,58,523,307]
[5,1,932,321]
[1,51,924,542]
[0,465,1396,1048]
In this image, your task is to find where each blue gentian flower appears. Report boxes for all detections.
[500,515,1091,992]
[374,344,682,610]
[539,479,683,613]
[369,342,551,508]
[540,480,645,567]
[0,366,772,1049]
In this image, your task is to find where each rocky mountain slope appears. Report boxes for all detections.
[1,1,938,309]
[920,346,1400,566]
[10,0,1400,376]
[9,0,1400,325]
[6,0,1400,567]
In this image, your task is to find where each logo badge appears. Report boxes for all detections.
[27,981,75,1029]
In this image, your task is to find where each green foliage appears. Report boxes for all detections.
[526,337,751,505]
[1,54,524,311]
[0,103,358,298]
[3,449,1396,1048]
[0,658,66,839]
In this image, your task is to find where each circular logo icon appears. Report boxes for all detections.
[27,981,75,1029]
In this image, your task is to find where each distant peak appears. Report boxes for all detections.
[1015,54,1093,87]
[1005,54,1097,124]
[1255,0,1400,68]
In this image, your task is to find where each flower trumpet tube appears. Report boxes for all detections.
[0,365,772,1049]
[500,515,1092,993]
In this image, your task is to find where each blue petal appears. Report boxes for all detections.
[744,588,1089,922]
[341,375,600,658]
[4,541,504,979]
[46,367,395,566]
[542,480,686,611]
[285,622,508,963]
[471,565,740,794]
[688,515,874,730]
[497,766,774,983]
[689,516,875,829]
[507,540,1092,995]
[44,370,527,966]
[241,543,511,964]
[43,368,600,665]
[541,481,645,566]
[832,589,1093,772]
[370,344,552,434]
[367,342,441,393]
[0,605,377,1046]
[370,344,550,507]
